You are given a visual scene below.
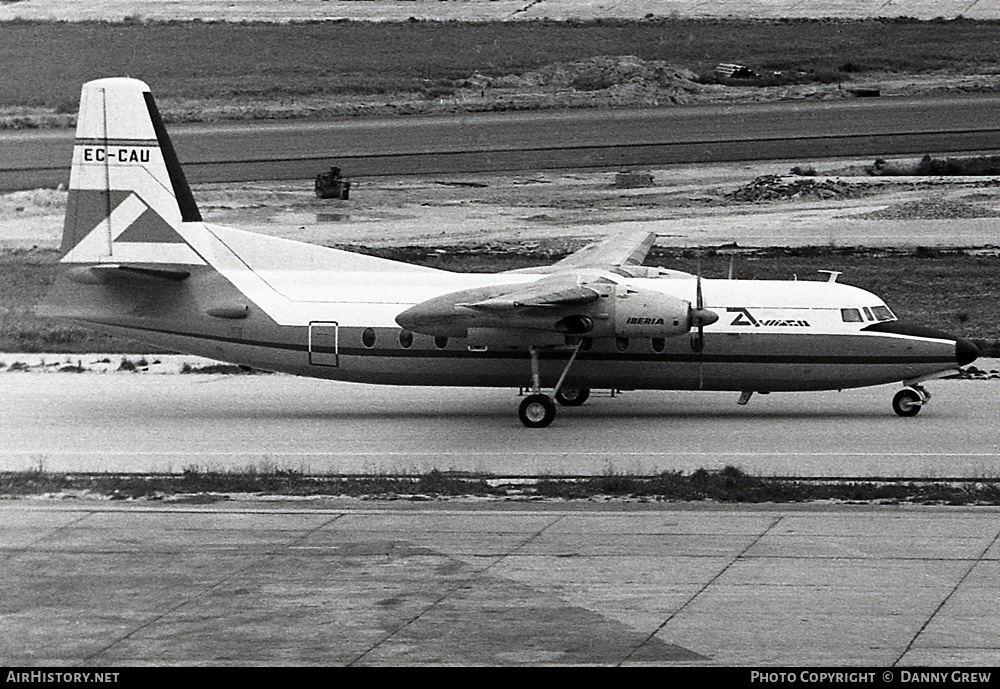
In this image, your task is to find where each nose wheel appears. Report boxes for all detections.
[892,386,928,417]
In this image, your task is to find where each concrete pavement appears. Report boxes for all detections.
[3,372,998,477]
[2,500,998,666]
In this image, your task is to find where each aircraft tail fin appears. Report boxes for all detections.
[60,77,205,266]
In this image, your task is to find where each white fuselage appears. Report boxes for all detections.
[73,225,961,394]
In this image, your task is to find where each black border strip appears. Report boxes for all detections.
[143,91,202,222]
[75,138,158,147]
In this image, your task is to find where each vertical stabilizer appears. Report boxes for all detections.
[61,77,204,265]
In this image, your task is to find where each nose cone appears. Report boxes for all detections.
[956,337,979,366]
[691,308,719,328]
[863,321,980,368]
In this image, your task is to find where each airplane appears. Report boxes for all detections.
[41,78,979,427]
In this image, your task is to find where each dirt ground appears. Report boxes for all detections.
[4,0,1000,22]
[4,158,1000,255]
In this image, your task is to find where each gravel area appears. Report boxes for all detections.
[5,162,1000,253]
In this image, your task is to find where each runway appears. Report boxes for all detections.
[7,95,1000,191]
[2,500,998,666]
[3,372,998,477]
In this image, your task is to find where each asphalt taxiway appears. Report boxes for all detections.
[2,501,998,666]
[2,373,999,477]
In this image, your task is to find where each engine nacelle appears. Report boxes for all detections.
[613,286,693,338]
[396,281,715,343]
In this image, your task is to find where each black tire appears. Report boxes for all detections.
[555,387,590,407]
[892,389,922,417]
[518,394,556,428]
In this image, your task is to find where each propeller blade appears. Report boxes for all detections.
[696,255,704,310]
[695,254,710,388]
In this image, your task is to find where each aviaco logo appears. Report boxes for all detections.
[728,307,810,328]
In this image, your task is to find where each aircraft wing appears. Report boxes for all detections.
[507,231,656,275]
[395,231,675,337]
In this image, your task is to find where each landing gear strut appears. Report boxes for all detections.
[517,344,584,427]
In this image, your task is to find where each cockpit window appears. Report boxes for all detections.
[871,305,894,321]
[841,308,863,323]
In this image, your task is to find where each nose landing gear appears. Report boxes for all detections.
[892,385,930,417]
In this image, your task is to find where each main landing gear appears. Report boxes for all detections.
[518,344,588,428]
[519,394,558,428]
[555,386,591,406]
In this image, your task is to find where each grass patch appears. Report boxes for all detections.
[3,18,1000,118]
[3,466,999,505]
[534,467,1000,505]
[874,154,1000,176]
[179,362,268,374]
[0,467,502,500]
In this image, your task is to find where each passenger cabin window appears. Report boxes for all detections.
[362,327,377,348]
[841,308,863,323]
[399,329,414,348]
[434,336,449,349]
[651,338,665,353]
[615,337,630,352]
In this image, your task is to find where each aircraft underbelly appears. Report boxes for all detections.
[327,357,933,391]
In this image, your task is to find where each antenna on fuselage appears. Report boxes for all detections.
[818,270,842,283]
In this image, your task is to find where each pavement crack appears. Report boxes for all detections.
[618,514,785,666]
[77,511,346,666]
[892,525,1000,666]
[0,510,96,564]
[346,513,568,666]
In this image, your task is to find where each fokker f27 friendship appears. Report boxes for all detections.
[42,78,979,427]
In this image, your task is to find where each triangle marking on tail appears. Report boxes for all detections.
[61,192,206,265]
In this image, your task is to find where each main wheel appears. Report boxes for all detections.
[554,387,590,407]
[519,394,556,428]
[892,389,922,417]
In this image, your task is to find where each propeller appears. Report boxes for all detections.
[689,256,719,388]
[689,259,718,352]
